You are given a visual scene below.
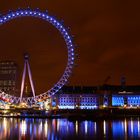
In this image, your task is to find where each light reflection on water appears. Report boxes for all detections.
[0,117,140,140]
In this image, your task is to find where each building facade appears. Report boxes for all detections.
[52,86,99,109]
[0,61,18,95]
[112,92,140,107]
[57,93,98,109]
[52,85,140,109]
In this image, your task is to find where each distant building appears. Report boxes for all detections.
[52,85,140,109]
[0,61,18,95]
[52,86,99,109]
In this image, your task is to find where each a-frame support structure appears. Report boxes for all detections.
[20,53,35,103]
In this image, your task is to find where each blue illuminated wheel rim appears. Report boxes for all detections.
[0,9,75,104]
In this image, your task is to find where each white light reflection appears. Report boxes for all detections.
[94,122,97,135]
[10,118,13,122]
[3,118,7,130]
[124,119,127,140]
[3,117,8,137]
[85,121,88,134]
[75,121,78,134]
[57,119,60,132]
[21,120,27,135]
[138,118,140,137]
[103,120,106,135]
[130,118,133,134]
[39,121,42,135]
[44,121,48,137]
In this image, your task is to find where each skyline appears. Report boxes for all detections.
[1,1,140,94]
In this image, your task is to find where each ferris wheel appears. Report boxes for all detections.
[0,9,75,105]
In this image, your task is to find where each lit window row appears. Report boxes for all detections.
[0,66,16,69]
[59,97,97,103]
[80,103,97,106]
[58,105,97,109]
[60,103,75,106]
[112,97,124,106]
[0,80,16,86]
[80,106,97,109]
[0,70,16,74]
[127,96,140,106]
[0,62,14,65]
[0,87,15,91]
[128,96,140,100]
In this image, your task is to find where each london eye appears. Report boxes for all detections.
[0,9,75,105]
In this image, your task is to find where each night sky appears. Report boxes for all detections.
[0,1,140,94]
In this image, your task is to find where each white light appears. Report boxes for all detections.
[124,119,127,135]
[58,105,75,109]
[80,105,97,109]
[21,120,27,135]
[75,121,78,134]
[42,14,45,17]
[39,121,42,134]
[57,119,60,132]
[94,122,97,134]
[103,120,106,135]
[85,121,88,134]
[130,118,133,134]
[44,121,48,137]
[3,118,8,131]
[138,119,140,137]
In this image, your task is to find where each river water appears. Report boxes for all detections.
[0,117,140,140]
